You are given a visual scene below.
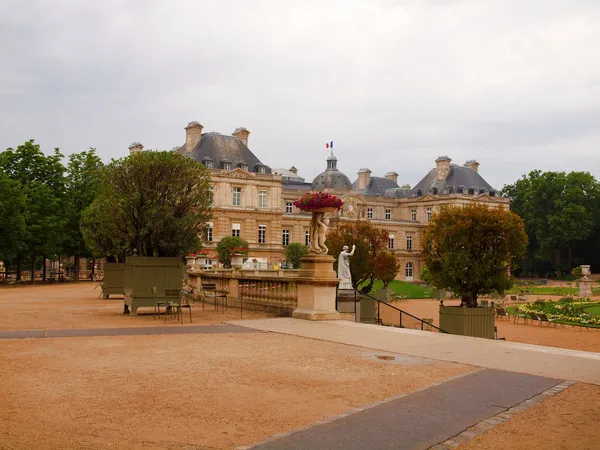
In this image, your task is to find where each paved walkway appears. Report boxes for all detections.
[0,324,260,340]
[228,318,600,384]
[250,369,560,450]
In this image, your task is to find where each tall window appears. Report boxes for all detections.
[367,208,373,219]
[305,230,310,247]
[388,234,394,250]
[232,187,241,206]
[406,235,413,251]
[285,202,293,214]
[204,160,213,169]
[410,209,417,221]
[385,209,391,220]
[222,161,231,170]
[232,223,240,237]
[258,225,267,244]
[209,186,215,205]
[426,207,432,222]
[282,229,290,246]
[258,190,267,208]
[206,222,213,242]
[405,262,414,280]
[258,166,266,174]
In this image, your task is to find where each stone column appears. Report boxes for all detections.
[292,255,341,321]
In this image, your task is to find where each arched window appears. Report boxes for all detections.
[405,262,414,280]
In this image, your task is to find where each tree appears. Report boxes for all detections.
[285,242,308,269]
[423,204,528,307]
[81,151,212,258]
[0,171,26,261]
[62,149,104,279]
[216,236,249,268]
[373,250,401,288]
[502,170,600,276]
[0,140,66,281]
[326,221,389,291]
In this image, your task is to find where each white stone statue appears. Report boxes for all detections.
[338,244,356,289]
[309,212,330,254]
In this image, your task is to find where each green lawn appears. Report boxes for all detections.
[584,305,600,315]
[362,280,433,299]
[506,286,600,296]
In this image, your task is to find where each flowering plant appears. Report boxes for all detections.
[197,249,211,256]
[229,246,248,256]
[293,192,343,212]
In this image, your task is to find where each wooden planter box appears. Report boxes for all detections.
[439,305,495,339]
[124,256,185,315]
[102,263,125,299]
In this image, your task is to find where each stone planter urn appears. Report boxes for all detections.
[231,254,244,270]
[195,255,207,270]
[185,255,196,269]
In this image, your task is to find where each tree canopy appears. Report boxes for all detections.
[0,172,26,261]
[423,204,528,307]
[285,242,308,269]
[216,236,249,268]
[81,151,212,258]
[326,221,390,291]
[502,170,600,276]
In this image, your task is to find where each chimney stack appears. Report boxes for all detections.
[128,142,143,155]
[289,166,298,175]
[357,168,372,191]
[232,127,250,147]
[384,171,399,184]
[185,121,203,154]
[435,156,452,181]
[464,160,480,173]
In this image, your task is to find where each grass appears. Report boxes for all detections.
[361,280,433,299]
[584,305,600,315]
[506,286,600,296]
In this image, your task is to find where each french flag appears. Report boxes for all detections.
[325,141,334,149]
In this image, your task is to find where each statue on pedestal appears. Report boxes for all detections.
[338,245,356,290]
[309,212,330,255]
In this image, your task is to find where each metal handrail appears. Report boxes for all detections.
[353,289,449,333]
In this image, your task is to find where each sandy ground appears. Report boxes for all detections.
[0,283,274,330]
[389,299,600,353]
[459,383,600,450]
[0,333,472,449]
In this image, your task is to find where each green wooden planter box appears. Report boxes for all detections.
[102,263,125,299]
[124,256,185,315]
[439,305,495,339]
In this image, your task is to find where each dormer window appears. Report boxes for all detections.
[432,188,438,195]
[255,164,266,174]
[202,157,214,169]
[238,161,248,171]
[221,159,231,170]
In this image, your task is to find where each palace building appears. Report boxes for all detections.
[128,121,508,281]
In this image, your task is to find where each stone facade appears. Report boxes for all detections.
[130,122,509,281]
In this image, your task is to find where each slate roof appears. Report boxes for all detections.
[412,165,495,195]
[178,132,270,173]
[311,153,353,191]
[273,168,306,183]
[352,176,400,196]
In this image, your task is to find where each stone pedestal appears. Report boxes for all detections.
[579,277,593,298]
[292,255,341,321]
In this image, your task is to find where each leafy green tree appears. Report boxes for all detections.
[502,170,600,276]
[62,149,104,279]
[216,236,249,268]
[0,171,26,261]
[81,151,212,258]
[326,221,389,292]
[0,140,66,281]
[285,242,308,269]
[373,250,401,288]
[423,204,528,307]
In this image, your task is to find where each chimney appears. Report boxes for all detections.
[357,168,371,191]
[435,156,452,181]
[185,121,203,153]
[232,127,250,147]
[289,166,298,175]
[128,142,143,155]
[464,159,480,173]
[384,171,398,184]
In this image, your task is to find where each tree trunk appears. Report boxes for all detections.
[92,257,96,277]
[554,250,561,277]
[461,292,478,308]
[31,255,36,284]
[16,254,21,281]
[567,246,573,272]
[42,256,47,281]
[74,255,80,282]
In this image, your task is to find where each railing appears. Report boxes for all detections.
[239,279,297,307]
[344,289,448,333]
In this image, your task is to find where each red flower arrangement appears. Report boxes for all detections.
[229,246,249,255]
[197,249,211,256]
[293,192,344,212]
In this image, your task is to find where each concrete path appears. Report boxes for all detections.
[0,324,260,340]
[228,318,600,384]
[252,369,560,450]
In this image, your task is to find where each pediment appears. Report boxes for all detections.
[223,168,255,179]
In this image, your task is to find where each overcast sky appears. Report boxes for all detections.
[1,0,599,190]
